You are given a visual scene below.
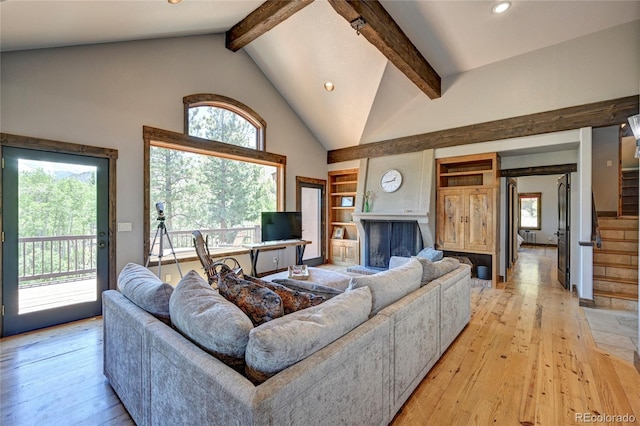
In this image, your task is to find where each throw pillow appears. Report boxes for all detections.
[416,247,444,261]
[218,273,284,326]
[117,263,174,323]
[169,270,254,372]
[244,286,372,385]
[244,275,330,315]
[416,257,460,285]
[347,257,422,315]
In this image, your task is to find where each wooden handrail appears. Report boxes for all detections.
[591,193,602,249]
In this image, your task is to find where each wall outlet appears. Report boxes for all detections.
[165,273,172,282]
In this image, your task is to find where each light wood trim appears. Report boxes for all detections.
[226,0,314,52]
[327,0,440,99]
[328,95,639,163]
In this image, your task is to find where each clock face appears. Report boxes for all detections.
[380,169,402,192]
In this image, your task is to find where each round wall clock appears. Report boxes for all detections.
[380,169,402,192]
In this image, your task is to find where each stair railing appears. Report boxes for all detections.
[591,193,602,249]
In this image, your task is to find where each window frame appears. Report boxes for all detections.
[518,192,542,231]
[144,95,282,265]
[183,94,267,151]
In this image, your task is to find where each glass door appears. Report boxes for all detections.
[2,147,109,336]
[296,177,326,266]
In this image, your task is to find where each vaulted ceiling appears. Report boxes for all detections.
[1,0,638,151]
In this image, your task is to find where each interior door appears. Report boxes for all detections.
[2,147,110,336]
[557,174,571,289]
[296,177,326,266]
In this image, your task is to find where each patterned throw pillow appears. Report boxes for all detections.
[218,273,284,326]
[244,275,331,315]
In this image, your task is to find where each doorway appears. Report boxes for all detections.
[296,176,326,266]
[1,138,116,336]
[502,164,575,289]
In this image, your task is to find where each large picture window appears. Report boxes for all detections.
[144,95,284,261]
[519,192,541,230]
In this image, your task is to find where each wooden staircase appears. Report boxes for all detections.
[592,216,638,311]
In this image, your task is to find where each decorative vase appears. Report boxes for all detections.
[364,199,370,213]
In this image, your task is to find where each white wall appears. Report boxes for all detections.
[516,175,560,245]
[592,126,620,212]
[364,21,639,144]
[0,34,328,278]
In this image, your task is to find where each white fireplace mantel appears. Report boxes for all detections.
[351,212,429,223]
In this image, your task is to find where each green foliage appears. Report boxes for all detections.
[19,168,97,237]
[150,105,276,243]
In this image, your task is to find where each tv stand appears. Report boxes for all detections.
[243,240,311,276]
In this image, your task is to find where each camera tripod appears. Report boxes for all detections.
[146,216,183,279]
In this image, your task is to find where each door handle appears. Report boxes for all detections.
[98,241,106,249]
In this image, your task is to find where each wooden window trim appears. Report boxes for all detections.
[183,94,267,151]
[518,192,542,231]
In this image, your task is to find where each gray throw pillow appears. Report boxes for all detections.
[245,286,372,385]
[416,257,460,285]
[416,247,444,261]
[169,270,254,372]
[117,262,173,322]
[347,257,422,315]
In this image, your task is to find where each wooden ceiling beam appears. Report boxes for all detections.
[327,0,441,99]
[226,0,314,52]
[327,95,639,163]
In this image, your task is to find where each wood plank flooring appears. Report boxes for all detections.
[392,247,640,425]
[1,247,638,425]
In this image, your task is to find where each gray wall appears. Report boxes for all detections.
[1,34,328,278]
[592,126,620,212]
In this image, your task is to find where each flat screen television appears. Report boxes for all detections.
[261,211,302,242]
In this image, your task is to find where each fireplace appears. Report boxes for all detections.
[363,220,423,269]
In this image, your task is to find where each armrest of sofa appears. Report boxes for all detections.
[376,280,441,415]
[103,290,158,426]
[434,264,471,353]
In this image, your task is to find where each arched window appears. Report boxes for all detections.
[144,95,283,261]
[184,94,266,150]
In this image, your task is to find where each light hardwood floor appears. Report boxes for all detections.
[1,247,638,425]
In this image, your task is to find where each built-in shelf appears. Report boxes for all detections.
[328,169,360,266]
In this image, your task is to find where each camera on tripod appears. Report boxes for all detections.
[155,202,165,221]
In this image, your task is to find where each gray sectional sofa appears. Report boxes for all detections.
[103,259,471,426]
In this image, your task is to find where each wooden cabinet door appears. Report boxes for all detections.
[465,188,493,252]
[343,241,359,264]
[330,241,344,263]
[437,189,465,251]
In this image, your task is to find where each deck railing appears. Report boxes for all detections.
[19,235,97,287]
[18,226,261,287]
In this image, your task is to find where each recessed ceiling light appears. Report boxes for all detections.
[323,81,335,92]
[168,0,183,4]
[492,1,511,14]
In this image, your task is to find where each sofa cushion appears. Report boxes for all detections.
[347,257,422,315]
[218,273,284,326]
[169,270,254,372]
[415,247,444,261]
[117,262,173,322]
[416,257,460,285]
[244,286,372,384]
[244,275,331,315]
